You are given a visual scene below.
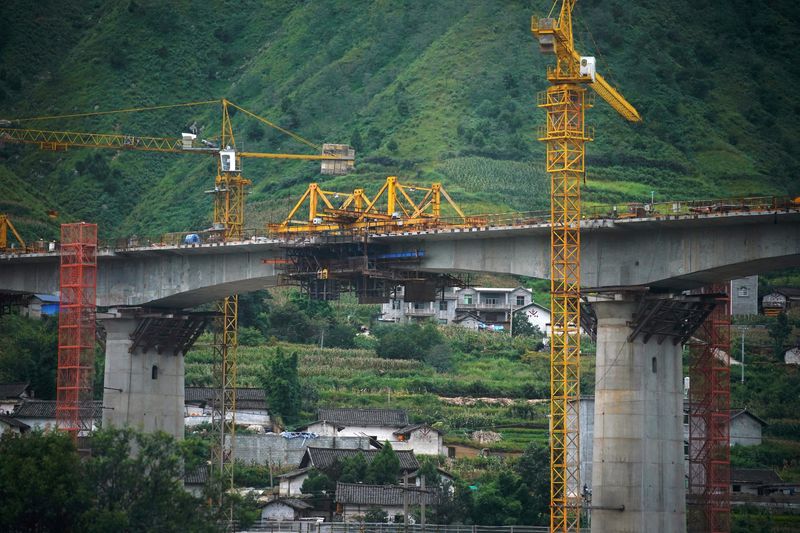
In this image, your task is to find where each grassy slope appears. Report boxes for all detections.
[1,0,799,240]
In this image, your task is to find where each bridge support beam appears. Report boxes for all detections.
[590,291,692,533]
[100,308,208,440]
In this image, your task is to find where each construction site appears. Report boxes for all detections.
[1,2,799,533]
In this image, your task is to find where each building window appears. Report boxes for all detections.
[732,485,741,493]
[439,300,448,311]
[738,286,749,297]
[683,413,689,425]
[652,357,657,373]
[151,365,158,380]
[516,295,525,306]
[684,442,689,457]
[463,295,473,305]
[392,299,400,310]
[414,302,427,310]
[484,297,498,305]
[438,318,448,325]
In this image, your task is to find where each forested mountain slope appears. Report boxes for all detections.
[0,0,797,239]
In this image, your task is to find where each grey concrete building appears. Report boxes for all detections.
[729,276,758,316]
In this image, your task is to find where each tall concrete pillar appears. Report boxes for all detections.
[101,309,207,440]
[590,293,685,533]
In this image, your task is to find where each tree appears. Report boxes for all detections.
[339,452,368,483]
[512,312,543,338]
[768,312,791,359]
[81,428,217,533]
[375,322,443,361]
[301,469,336,495]
[259,347,301,422]
[514,442,550,526]
[0,428,220,533]
[471,470,534,526]
[0,431,87,532]
[0,314,58,399]
[366,442,401,485]
[364,507,389,523]
[324,323,357,349]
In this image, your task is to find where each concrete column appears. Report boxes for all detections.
[591,293,685,533]
[101,317,185,440]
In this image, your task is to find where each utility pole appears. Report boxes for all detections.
[403,472,409,532]
[420,476,426,529]
[737,326,748,383]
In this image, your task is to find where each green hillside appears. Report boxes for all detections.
[1,0,798,240]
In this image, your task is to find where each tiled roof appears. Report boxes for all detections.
[0,414,29,430]
[184,387,266,404]
[265,498,313,511]
[12,400,103,419]
[731,468,783,485]
[0,383,29,399]
[185,466,209,485]
[730,408,768,427]
[33,294,60,303]
[393,424,441,436]
[317,408,408,428]
[278,467,313,479]
[301,447,419,471]
[335,482,435,506]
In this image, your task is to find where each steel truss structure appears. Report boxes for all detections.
[688,286,731,533]
[56,222,97,447]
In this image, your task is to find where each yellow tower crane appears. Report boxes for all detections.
[0,214,26,252]
[0,99,354,511]
[531,2,641,531]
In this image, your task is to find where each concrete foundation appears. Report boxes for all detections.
[101,315,186,440]
[591,294,685,533]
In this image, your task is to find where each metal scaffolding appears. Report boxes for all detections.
[56,222,97,448]
[688,285,731,533]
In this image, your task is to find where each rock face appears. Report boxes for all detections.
[471,430,502,444]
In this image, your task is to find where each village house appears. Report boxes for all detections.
[380,286,549,333]
[259,498,315,522]
[731,468,791,496]
[785,343,800,365]
[762,287,800,316]
[303,408,443,455]
[0,382,33,414]
[184,386,271,429]
[21,293,60,319]
[0,414,30,436]
[279,447,420,496]
[11,399,103,431]
[335,482,435,523]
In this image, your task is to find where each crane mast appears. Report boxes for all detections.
[532,2,640,531]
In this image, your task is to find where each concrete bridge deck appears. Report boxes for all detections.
[1,207,798,308]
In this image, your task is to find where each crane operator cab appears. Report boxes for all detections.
[219,148,238,172]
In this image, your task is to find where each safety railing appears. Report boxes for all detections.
[3,196,797,257]
[240,522,555,533]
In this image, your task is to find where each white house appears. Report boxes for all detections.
[260,498,314,521]
[280,447,421,496]
[12,400,102,431]
[785,344,800,365]
[335,482,435,523]
[0,414,29,436]
[381,286,548,333]
[0,382,32,415]
[303,408,443,455]
[184,386,271,428]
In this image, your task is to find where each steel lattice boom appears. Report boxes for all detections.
[532,2,640,530]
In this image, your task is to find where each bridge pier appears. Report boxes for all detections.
[589,291,713,533]
[100,308,208,440]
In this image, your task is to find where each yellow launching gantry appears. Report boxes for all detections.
[531,2,641,532]
[0,214,26,252]
[270,176,485,235]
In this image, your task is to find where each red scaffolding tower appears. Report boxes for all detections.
[56,223,97,445]
[688,284,731,533]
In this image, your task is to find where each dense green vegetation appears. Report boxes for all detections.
[0,428,257,532]
[1,0,798,241]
